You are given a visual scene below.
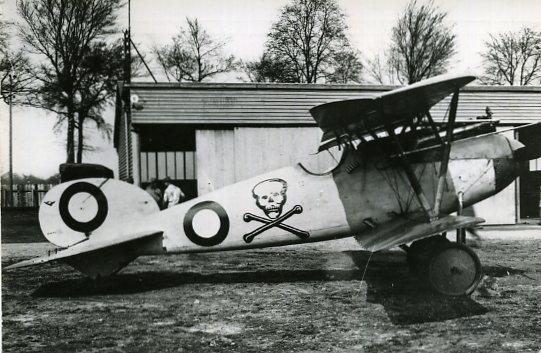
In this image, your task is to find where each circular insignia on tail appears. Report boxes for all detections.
[59,182,108,233]
[183,201,229,247]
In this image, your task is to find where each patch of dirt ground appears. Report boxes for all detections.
[2,235,540,353]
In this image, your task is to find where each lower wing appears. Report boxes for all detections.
[355,215,484,252]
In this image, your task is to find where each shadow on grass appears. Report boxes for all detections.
[32,267,363,297]
[344,250,490,325]
[482,265,528,278]
[29,250,510,325]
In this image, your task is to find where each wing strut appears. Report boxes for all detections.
[433,88,460,217]
[424,111,443,145]
[380,104,436,222]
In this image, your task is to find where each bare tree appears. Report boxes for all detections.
[326,48,363,84]
[262,0,360,83]
[72,40,125,162]
[480,27,541,86]
[17,0,123,163]
[0,6,8,51]
[365,53,397,85]
[0,9,34,101]
[389,0,456,84]
[0,49,34,103]
[155,18,236,82]
[242,53,300,83]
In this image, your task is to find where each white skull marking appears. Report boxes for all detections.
[252,179,288,219]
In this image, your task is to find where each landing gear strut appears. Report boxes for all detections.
[407,236,482,296]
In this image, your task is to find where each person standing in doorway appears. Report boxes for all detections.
[162,176,185,208]
[145,178,163,209]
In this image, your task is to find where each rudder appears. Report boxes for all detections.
[39,178,159,248]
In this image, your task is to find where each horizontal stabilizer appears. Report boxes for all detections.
[355,215,484,252]
[5,230,163,270]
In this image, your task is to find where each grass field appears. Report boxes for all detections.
[1,209,45,243]
[2,210,541,352]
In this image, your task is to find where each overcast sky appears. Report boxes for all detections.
[1,0,541,178]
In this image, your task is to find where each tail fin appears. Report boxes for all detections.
[5,178,162,278]
[39,178,159,248]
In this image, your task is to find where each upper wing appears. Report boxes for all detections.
[354,214,484,252]
[310,74,476,151]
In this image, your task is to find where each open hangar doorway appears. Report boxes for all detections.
[137,125,198,201]
[518,128,541,222]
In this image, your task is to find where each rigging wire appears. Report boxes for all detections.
[404,162,429,212]
[359,251,374,293]
[377,162,406,213]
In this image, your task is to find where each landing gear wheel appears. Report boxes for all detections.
[427,242,482,296]
[406,235,448,274]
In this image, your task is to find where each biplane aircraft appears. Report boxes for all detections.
[7,74,541,296]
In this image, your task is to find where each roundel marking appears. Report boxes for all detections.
[183,201,230,247]
[59,182,108,233]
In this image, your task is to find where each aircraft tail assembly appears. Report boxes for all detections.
[6,178,164,278]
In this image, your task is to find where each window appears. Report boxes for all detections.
[138,125,197,182]
[140,151,197,182]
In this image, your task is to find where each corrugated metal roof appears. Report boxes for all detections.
[127,82,541,126]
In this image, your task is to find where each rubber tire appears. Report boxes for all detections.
[407,235,449,274]
[427,242,482,296]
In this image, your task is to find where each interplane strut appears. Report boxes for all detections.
[380,87,461,222]
[433,88,460,217]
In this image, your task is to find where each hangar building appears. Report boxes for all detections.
[114,82,541,225]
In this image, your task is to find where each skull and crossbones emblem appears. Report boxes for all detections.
[243,178,310,243]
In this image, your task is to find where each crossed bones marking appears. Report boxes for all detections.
[243,205,310,243]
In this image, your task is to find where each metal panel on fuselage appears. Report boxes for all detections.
[329,133,516,237]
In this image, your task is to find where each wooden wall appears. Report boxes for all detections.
[196,127,323,194]
[116,106,131,180]
[119,83,541,225]
[196,129,236,194]
[129,83,541,126]
[197,127,518,224]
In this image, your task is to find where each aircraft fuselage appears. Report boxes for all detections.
[128,133,519,255]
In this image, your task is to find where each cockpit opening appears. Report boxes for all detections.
[298,144,347,175]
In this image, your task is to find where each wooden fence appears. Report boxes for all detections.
[1,184,54,208]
